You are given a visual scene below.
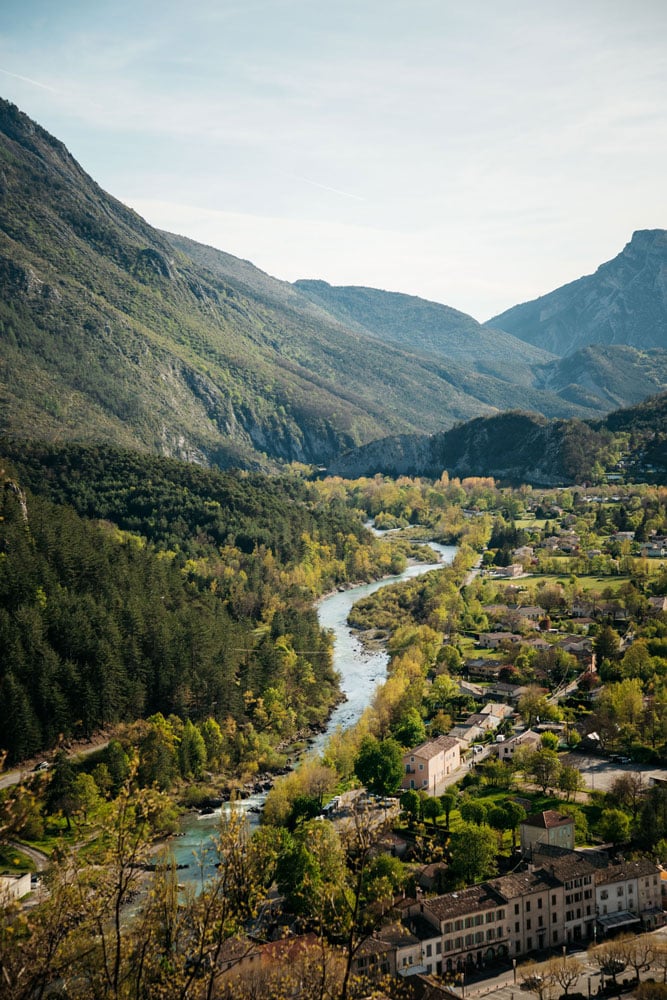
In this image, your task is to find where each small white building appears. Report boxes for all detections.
[0,871,31,902]
[497,729,540,764]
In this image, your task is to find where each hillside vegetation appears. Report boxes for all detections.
[328,392,667,485]
[1,99,663,472]
[0,443,419,764]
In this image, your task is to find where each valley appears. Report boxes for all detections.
[1,96,667,1000]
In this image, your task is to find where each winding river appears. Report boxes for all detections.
[172,541,457,883]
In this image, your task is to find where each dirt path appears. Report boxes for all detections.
[9,840,49,871]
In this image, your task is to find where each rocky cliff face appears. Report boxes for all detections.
[488,230,667,356]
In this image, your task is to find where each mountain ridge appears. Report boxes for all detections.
[326,392,667,486]
[488,229,667,356]
[0,97,665,470]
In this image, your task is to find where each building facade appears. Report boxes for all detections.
[402,736,461,796]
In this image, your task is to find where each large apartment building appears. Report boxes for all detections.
[394,851,662,979]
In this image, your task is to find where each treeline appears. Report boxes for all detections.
[0,484,343,763]
[0,440,365,561]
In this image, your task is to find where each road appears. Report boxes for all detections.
[462,925,667,1000]
[0,739,110,791]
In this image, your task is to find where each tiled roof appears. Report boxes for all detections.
[406,735,460,760]
[422,883,505,920]
[534,852,596,884]
[523,810,573,830]
[595,858,659,886]
[490,869,559,899]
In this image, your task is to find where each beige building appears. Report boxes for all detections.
[595,858,663,934]
[497,729,540,764]
[399,853,663,976]
[402,735,461,796]
[520,811,575,855]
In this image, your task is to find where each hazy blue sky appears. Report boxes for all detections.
[1,0,665,319]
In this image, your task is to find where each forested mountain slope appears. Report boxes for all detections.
[1,99,659,472]
[0,443,379,763]
[327,392,667,486]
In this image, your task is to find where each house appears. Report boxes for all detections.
[478,632,522,650]
[465,658,502,680]
[448,724,486,747]
[405,882,510,973]
[515,606,544,622]
[480,702,514,721]
[402,735,461,796]
[495,564,524,578]
[456,680,485,700]
[497,729,540,764]
[520,811,575,855]
[463,712,501,733]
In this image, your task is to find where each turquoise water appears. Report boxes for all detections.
[173,541,457,880]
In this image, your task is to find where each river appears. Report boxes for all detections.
[172,540,457,883]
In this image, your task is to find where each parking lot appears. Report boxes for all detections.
[560,752,667,794]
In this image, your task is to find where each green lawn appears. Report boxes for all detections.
[0,845,35,872]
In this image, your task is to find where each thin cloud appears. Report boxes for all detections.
[0,67,59,94]
[291,174,365,201]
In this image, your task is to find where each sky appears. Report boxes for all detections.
[1,0,665,320]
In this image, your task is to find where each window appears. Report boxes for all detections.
[465,934,473,946]
[552,913,557,923]
[465,917,473,929]
[475,915,483,926]
[487,930,494,942]
[586,906,591,916]
[538,916,544,927]
[527,937,532,949]
[419,763,424,770]
[436,942,442,954]
[526,919,531,930]
[617,887,624,897]
[444,923,452,934]
[552,895,557,906]
[455,937,462,949]
[515,922,520,933]
[455,920,463,931]
[600,890,608,900]
[486,912,494,923]
[426,944,432,957]
[526,902,531,912]
[553,932,558,943]
[515,904,520,915]
[475,932,484,944]
[538,898,543,909]
[445,940,453,952]
[628,884,634,893]
[497,910,505,920]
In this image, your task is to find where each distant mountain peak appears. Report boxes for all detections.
[488,229,667,356]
